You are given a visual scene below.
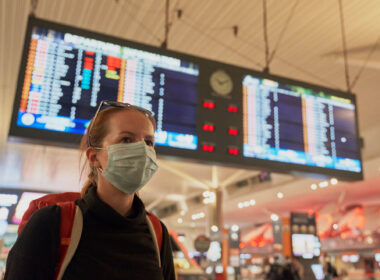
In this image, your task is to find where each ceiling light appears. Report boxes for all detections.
[211,225,219,232]
[310,184,317,190]
[319,181,328,188]
[177,218,183,224]
[191,212,205,220]
[270,214,279,221]
[250,199,256,206]
[330,178,338,185]
[206,267,213,274]
[178,235,185,243]
[366,237,374,244]
[238,202,243,208]
[215,265,223,273]
[203,197,215,204]
[333,224,338,230]
[203,191,211,197]
[277,192,284,199]
[231,232,239,241]
[231,225,239,232]
[243,201,250,207]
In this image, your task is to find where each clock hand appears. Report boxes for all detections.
[216,78,229,85]
[216,78,224,85]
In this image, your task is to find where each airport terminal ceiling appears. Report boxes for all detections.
[1,0,380,232]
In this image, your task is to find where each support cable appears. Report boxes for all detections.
[119,1,162,43]
[350,35,380,90]
[172,0,180,16]
[338,0,351,93]
[181,14,339,89]
[30,0,38,17]
[161,0,171,49]
[236,36,341,89]
[180,17,264,68]
[262,0,270,72]
[268,0,299,65]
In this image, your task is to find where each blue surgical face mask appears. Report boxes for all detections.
[98,141,158,194]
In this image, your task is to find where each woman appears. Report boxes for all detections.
[5,101,175,280]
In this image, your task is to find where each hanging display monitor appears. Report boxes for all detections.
[9,17,363,181]
[9,17,199,150]
[242,75,361,175]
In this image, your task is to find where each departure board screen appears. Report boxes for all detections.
[10,17,363,181]
[15,25,199,150]
[242,75,361,173]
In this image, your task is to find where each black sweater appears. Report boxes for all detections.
[5,187,175,280]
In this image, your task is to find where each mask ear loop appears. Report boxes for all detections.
[93,147,105,174]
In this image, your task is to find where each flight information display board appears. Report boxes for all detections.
[242,75,361,173]
[9,17,363,180]
[14,22,198,150]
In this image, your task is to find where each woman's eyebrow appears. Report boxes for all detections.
[118,131,155,139]
[118,131,135,136]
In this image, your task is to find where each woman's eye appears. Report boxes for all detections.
[145,139,154,146]
[122,137,132,143]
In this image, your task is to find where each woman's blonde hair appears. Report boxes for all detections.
[79,106,156,196]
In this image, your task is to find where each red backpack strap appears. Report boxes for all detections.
[18,192,81,234]
[147,212,162,252]
[18,199,40,234]
[54,201,77,280]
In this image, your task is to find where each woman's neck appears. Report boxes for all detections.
[96,177,135,217]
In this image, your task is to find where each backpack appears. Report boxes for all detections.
[18,192,163,280]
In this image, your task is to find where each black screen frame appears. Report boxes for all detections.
[9,16,363,181]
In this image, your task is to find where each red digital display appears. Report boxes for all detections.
[202,145,215,152]
[228,148,239,155]
[106,56,122,71]
[203,101,215,109]
[227,105,238,113]
[228,128,238,135]
[83,57,94,70]
[203,123,214,132]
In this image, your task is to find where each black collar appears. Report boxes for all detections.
[78,186,147,228]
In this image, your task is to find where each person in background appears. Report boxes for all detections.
[282,257,295,280]
[292,258,304,280]
[4,101,175,280]
[324,262,338,280]
[364,258,375,280]
[283,257,303,280]
[266,255,284,280]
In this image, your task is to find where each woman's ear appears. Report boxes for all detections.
[86,147,102,168]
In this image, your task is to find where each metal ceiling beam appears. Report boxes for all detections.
[158,161,210,190]
[211,165,218,188]
[220,169,248,188]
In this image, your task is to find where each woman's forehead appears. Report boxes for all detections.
[108,110,154,134]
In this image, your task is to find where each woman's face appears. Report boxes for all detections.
[95,109,155,170]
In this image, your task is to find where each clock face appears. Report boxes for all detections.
[209,70,233,96]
